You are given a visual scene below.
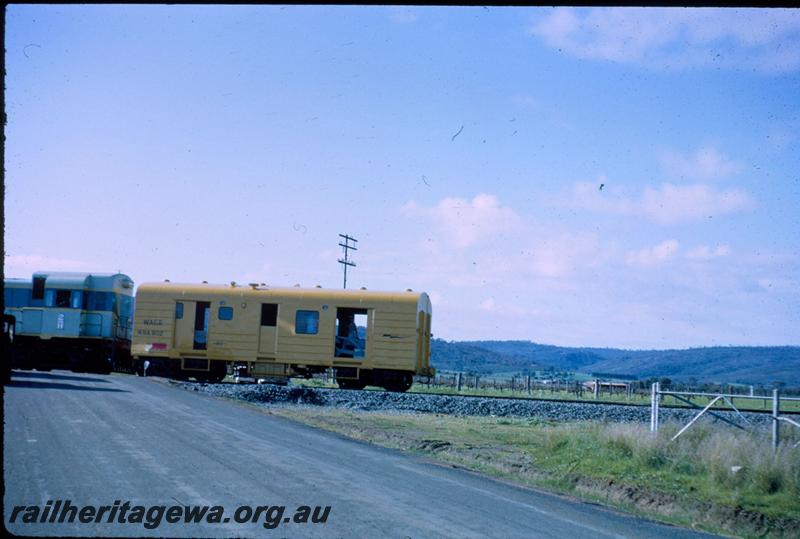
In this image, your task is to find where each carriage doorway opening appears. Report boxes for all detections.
[334,307,368,359]
[193,301,210,350]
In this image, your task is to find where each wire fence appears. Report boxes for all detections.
[409,372,800,411]
[418,373,636,398]
[648,383,800,451]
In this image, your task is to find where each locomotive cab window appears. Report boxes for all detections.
[175,302,184,319]
[295,310,319,335]
[87,291,114,311]
[44,289,75,308]
[55,290,71,308]
[218,306,234,320]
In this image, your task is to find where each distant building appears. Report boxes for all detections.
[583,380,629,391]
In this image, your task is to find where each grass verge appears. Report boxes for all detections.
[266,406,800,538]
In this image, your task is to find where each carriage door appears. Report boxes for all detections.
[173,301,194,350]
[173,301,210,351]
[334,307,368,359]
[258,303,278,357]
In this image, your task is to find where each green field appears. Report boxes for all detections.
[268,406,800,538]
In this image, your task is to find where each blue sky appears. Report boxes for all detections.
[5,6,800,348]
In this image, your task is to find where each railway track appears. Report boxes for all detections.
[222,378,797,416]
[181,379,799,423]
[197,378,800,415]
[398,387,800,415]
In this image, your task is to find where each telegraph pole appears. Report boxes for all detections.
[338,234,357,289]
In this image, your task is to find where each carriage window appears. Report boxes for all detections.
[32,277,45,300]
[71,290,83,309]
[219,306,234,320]
[295,310,319,334]
[45,290,56,306]
[261,303,278,326]
[175,302,184,319]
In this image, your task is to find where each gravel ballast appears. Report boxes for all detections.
[178,381,778,429]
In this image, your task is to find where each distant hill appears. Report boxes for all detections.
[430,339,800,386]
[430,340,545,375]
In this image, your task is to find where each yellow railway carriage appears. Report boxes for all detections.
[131,282,433,391]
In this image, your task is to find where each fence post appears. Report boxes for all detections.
[475,375,479,390]
[526,375,531,394]
[457,372,462,392]
[650,382,660,434]
[772,388,780,453]
[594,379,600,399]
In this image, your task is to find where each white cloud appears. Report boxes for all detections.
[685,244,731,260]
[402,193,522,248]
[402,194,608,282]
[5,254,96,276]
[479,298,496,311]
[525,232,603,278]
[570,181,754,224]
[530,7,800,73]
[626,239,680,266]
[388,7,418,24]
[659,147,744,181]
[641,183,753,223]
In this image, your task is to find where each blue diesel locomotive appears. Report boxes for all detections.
[4,271,134,373]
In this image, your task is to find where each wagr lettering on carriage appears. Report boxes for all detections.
[137,329,165,337]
